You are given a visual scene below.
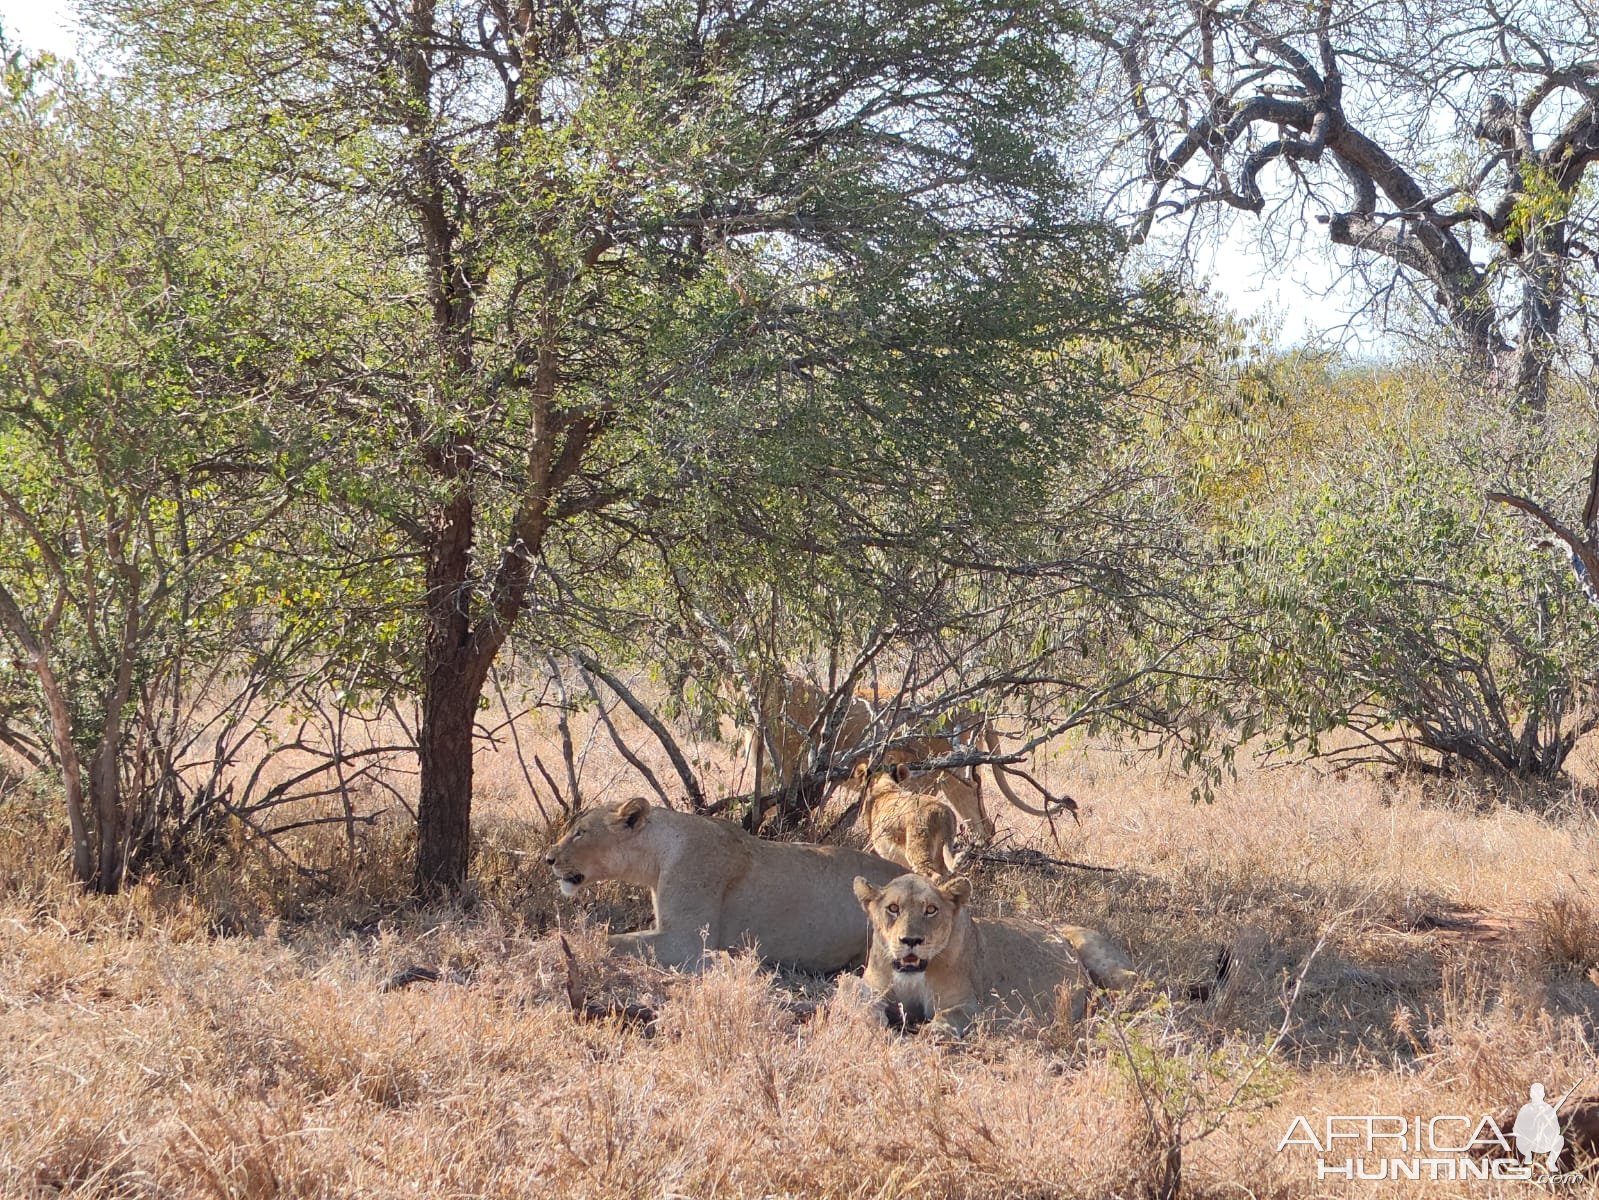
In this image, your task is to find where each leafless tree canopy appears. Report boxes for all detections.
[1078,0,1599,406]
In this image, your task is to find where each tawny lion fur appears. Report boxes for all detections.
[736,671,1054,827]
[545,796,902,972]
[852,872,1137,1038]
[847,762,988,879]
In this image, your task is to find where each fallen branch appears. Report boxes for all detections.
[378,963,474,992]
[972,847,1120,874]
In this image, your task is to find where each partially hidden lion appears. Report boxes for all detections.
[845,762,992,880]
[545,796,903,972]
[736,672,874,793]
[851,872,1137,1038]
[736,670,1066,831]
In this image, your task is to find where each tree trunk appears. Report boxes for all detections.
[90,734,124,894]
[413,484,483,898]
[415,652,482,896]
[89,597,141,894]
[35,658,92,885]
[1510,219,1566,416]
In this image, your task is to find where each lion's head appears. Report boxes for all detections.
[544,796,650,896]
[849,760,908,791]
[853,872,971,973]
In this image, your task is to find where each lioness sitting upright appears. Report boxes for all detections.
[852,872,1137,1038]
[546,796,902,972]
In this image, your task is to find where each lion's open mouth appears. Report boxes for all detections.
[557,872,585,896]
[893,954,927,973]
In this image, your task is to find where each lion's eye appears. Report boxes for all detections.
[572,830,583,840]
[925,905,938,916]
[886,903,900,916]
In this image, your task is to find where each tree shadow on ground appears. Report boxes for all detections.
[981,855,1599,1067]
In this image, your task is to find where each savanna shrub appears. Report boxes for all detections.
[1214,417,1599,778]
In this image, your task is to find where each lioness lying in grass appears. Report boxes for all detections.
[852,872,1137,1038]
[546,796,902,972]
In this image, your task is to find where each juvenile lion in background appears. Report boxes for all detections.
[852,872,1137,1038]
[545,796,902,972]
[737,671,1054,832]
[845,762,989,879]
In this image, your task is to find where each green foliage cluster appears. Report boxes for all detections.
[0,59,419,887]
[14,0,1597,901]
[1175,352,1599,779]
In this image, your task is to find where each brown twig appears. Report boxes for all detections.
[973,847,1119,873]
[532,754,572,817]
[572,649,706,810]
[558,935,657,1031]
[577,665,673,810]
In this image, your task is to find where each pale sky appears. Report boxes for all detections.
[0,0,1354,349]
[1191,231,1338,349]
[0,0,77,58]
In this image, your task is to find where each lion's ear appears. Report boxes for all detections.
[850,760,870,780]
[853,877,880,908]
[940,876,973,907]
[615,796,650,828]
[891,762,911,784]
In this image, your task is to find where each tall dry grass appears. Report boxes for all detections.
[4,710,1599,1197]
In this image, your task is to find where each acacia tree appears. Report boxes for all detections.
[1077,0,1599,409]
[0,57,358,890]
[100,0,1182,896]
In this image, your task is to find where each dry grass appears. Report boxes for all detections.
[5,715,1599,1197]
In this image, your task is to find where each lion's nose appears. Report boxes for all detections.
[899,936,924,947]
